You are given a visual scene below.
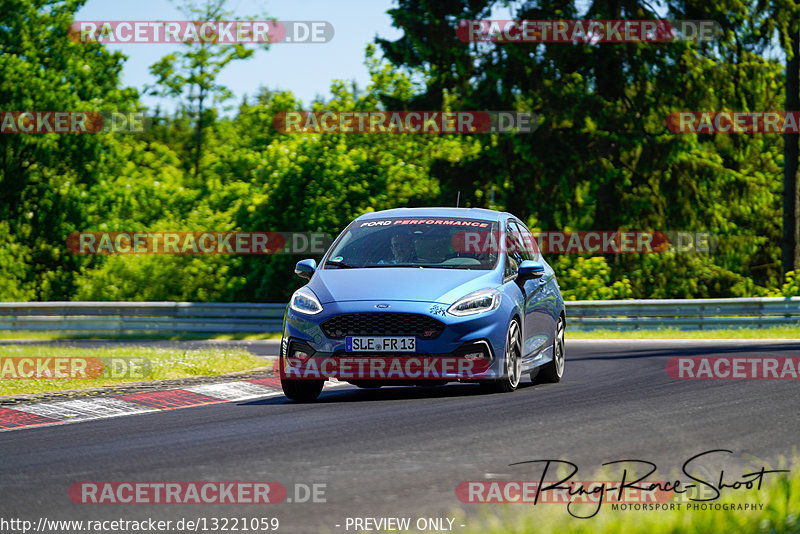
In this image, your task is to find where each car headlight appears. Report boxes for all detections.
[447,288,501,316]
[289,287,323,315]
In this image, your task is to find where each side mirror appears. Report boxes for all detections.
[295,259,317,280]
[518,260,545,280]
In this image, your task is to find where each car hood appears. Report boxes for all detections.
[307,268,501,305]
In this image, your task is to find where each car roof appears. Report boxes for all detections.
[356,207,509,222]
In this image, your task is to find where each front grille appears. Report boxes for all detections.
[321,313,446,339]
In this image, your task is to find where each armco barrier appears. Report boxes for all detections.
[0,298,797,334]
[0,302,285,334]
[565,297,800,330]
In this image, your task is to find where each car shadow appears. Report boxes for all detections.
[241,380,542,405]
[567,342,800,362]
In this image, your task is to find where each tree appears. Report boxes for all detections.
[781,5,800,275]
[147,0,271,180]
[376,0,787,296]
[784,25,799,275]
[0,0,139,299]
[208,49,477,301]
[752,0,800,276]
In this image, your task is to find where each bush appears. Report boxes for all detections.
[782,271,800,297]
[554,256,634,301]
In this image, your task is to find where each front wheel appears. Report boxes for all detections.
[536,315,565,383]
[281,378,324,401]
[481,318,522,393]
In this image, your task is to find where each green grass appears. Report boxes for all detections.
[7,325,799,342]
[567,325,800,340]
[445,458,799,534]
[0,331,281,341]
[0,345,270,396]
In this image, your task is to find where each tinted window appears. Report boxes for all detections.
[504,221,522,278]
[507,221,531,262]
[513,220,540,261]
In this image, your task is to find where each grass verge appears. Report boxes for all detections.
[0,331,281,341]
[0,345,269,396]
[567,325,800,340]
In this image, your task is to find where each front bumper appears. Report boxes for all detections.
[281,300,508,381]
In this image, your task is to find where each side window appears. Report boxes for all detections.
[504,222,522,278]
[504,251,518,278]
[514,220,540,261]
[507,221,529,263]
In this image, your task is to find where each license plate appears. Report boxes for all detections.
[345,336,416,352]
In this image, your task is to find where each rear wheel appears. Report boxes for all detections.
[536,315,565,383]
[481,318,522,393]
[281,379,324,401]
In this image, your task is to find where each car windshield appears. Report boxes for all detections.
[323,217,499,270]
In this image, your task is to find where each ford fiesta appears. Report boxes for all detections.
[280,207,565,401]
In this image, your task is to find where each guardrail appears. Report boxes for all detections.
[0,298,797,334]
[566,297,800,330]
[0,302,285,334]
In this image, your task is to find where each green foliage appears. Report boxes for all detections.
[73,254,245,301]
[375,0,788,300]
[782,271,800,296]
[146,0,270,179]
[206,47,480,301]
[0,0,140,299]
[0,222,35,301]
[0,0,795,303]
[554,257,633,301]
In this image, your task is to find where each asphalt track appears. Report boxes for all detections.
[1,339,799,533]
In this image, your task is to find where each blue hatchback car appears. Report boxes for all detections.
[280,207,565,401]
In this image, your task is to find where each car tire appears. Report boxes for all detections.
[481,318,522,393]
[536,315,565,383]
[281,378,324,401]
[528,366,540,383]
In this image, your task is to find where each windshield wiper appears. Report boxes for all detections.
[366,263,425,268]
[325,261,357,269]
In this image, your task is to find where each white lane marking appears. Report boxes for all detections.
[184,381,279,401]
[2,378,351,432]
[62,397,157,415]
[11,404,87,420]
[13,398,154,421]
[185,379,347,401]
